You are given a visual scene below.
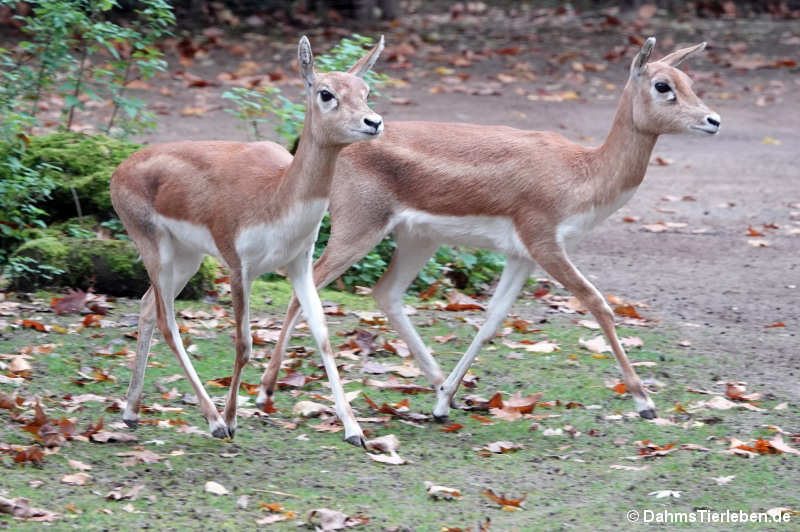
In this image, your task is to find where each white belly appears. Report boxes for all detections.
[392,208,530,258]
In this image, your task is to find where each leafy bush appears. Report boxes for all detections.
[0,132,140,264]
[9,236,218,299]
[0,0,174,266]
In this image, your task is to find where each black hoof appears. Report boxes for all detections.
[432,414,449,424]
[345,434,365,448]
[123,418,139,430]
[639,408,657,420]
[211,425,232,439]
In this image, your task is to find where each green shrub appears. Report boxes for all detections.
[9,237,218,299]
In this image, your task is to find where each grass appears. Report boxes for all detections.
[1,279,797,530]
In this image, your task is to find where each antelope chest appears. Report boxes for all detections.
[393,208,530,259]
[555,188,637,248]
[235,199,329,275]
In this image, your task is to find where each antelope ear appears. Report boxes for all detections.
[630,36,655,77]
[298,36,316,93]
[348,35,384,78]
[659,42,706,67]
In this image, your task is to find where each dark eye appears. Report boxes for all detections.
[319,90,334,102]
[655,82,671,93]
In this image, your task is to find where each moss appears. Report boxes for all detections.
[20,133,140,221]
[7,237,70,289]
[9,237,218,299]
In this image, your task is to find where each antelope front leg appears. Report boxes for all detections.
[222,272,253,437]
[123,286,157,429]
[288,252,365,447]
[372,231,443,387]
[534,246,657,419]
[256,295,300,409]
[433,258,532,420]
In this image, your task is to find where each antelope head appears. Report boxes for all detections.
[297,35,385,146]
[629,37,721,136]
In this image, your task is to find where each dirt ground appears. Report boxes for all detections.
[126,5,798,402]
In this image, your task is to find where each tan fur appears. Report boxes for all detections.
[260,38,720,420]
[111,36,385,442]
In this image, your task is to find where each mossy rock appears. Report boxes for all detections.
[20,133,140,221]
[9,237,218,299]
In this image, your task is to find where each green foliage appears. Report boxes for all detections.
[8,236,218,298]
[17,132,141,219]
[0,1,173,266]
[222,86,305,142]
[0,132,140,265]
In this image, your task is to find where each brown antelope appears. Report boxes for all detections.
[111,36,384,445]
[256,37,720,421]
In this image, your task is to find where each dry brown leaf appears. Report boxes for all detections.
[444,291,485,311]
[482,488,526,508]
[293,400,334,418]
[204,481,229,495]
[67,459,92,471]
[579,336,611,354]
[479,441,522,455]
[0,496,59,522]
[307,508,368,530]
[61,472,91,486]
[424,481,461,500]
[610,464,650,471]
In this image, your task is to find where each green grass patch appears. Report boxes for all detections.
[1,279,796,530]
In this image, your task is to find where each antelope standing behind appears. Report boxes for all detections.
[111,36,384,445]
[257,37,721,421]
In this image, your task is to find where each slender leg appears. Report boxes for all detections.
[532,244,657,418]
[433,257,533,419]
[123,250,204,429]
[372,229,443,386]
[257,221,391,406]
[149,242,229,438]
[222,270,252,437]
[122,286,156,428]
[287,248,364,446]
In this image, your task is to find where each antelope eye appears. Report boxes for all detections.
[655,82,671,93]
[319,90,334,102]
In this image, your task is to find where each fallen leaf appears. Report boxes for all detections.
[725,382,763,402]
[307,508,368,530]
[204,481,229,495]
[61,472,91,486]
[67,459,92,471]
[649,490,681,499]
[293,400,334,418]
[0,496,59,521]
[482,488,526,508]
[479,441,522,455]
[579,336,610,354]
[425,481,461,500]
[444,291,485,311]
[610,464,650,471]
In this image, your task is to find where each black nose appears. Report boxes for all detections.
[363,117,382,130]
[707,117,720,127]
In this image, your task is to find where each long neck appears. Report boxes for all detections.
[590,82,658,193]
[277,105,342,204]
